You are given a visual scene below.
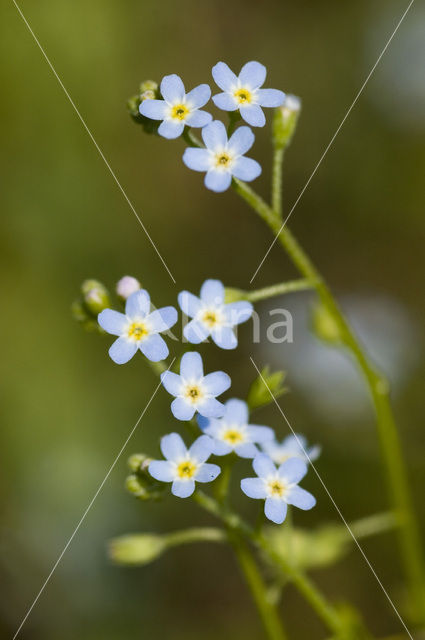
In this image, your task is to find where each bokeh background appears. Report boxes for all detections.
[1,0,424,638]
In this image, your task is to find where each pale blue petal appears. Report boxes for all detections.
[241,477,266,499]
[278,458,308,483]
[205,169,232,192]
[183,148,211,172]
[139,99,168,120]
[158,120,185,139]
[185,84,211,109]
[239,61,267,89]
[185,110,212,128]
[198,397,225,419]
[283,433,306,451]
[189,434,213,463]
[98,309,127,336]
[196,463,221,482]
[203,371,231,396]
[240,103,266,127]
[160,432,186,461]
[180,351,203,379]
[178,291,202,317]
[200,279,225,305]
[147,306,177,332]
[212,61,238,91]
[211,326,237,350]
[211,439,232,456]
[308,445,322,462]
[161,371,183,396]
[197,414,212,432]
[139,334,168,362]
[171,397,195,421]
[253,454,276,478]
[212,92,238,111]
[125,289,150,318]
[172,479,195,498]
[256,88,285,107]
[247,426,275,443]
[228,126,255,155]
[148,460,174,482]
[232,157,262,182]
[223,398,248,425]
[235,442,259,458]
[265,497,287,524]
[286,486,316,510]
[184,319,210,344]
[160,74,185,103]
[223,301,253,325]
[201,120,228,152]
[109,337,137,364]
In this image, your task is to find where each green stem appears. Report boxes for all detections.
[233,178,425,622]
[165,526,226,547]
[229,530,288,640]
[243,278,312,302]
[272,146,285,216]
[193,491,348,637]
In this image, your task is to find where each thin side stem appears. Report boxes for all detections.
[233,178,425,622]
[243,278,312,302]
[272,146,285,216]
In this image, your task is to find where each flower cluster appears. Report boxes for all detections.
[139,61,286,192]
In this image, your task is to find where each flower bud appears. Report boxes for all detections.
[109,533,166,566]
[139,80,158,94]
[116,275,141,300]
[247,366,287,410]
[71,298,103,332]
[128,80,160,134]
[273,94,301,150]
[81,279,110,315]
[311,301,343,345]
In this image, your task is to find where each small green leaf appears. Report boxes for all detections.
[247,366,287,410]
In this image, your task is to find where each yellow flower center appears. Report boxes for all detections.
[127,321,149,341]
[222,428,244,445]
[202,310,219,327]
[177,460,197,479]
[214,152,232,169]
[268,479,287,497]
[185,385,204,404]
[171,104,189,120]
[234,88,252,104]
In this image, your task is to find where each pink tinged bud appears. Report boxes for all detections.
[116,276,141,300]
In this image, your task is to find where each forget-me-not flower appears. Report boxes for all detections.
[198,398,274,458]
[178,279,253,349]
[261,434,321,466]
[241,454,316,524]
[149,433,220,498]
[212,61,285,127]
[161,351,231,421]
[183,120,261,192]
[139,74,212,139]
[98,289,177,364]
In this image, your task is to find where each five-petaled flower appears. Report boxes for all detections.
[149,433,221,498]
[98,289,177,364]
[198,398,274,458]
[139,74,212,139]
[183,120,261,192]
[161,351,231,421]
[178,279,253,349]
[261,433,321,466]
[212,61,285,127]
[241,454,316,524]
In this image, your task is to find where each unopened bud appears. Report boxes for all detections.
[311,302,343,345]
[81,279,110,315]
[273,94,301,150]
[139,80,158,94]
[116,276,141,300]
[247,366,287,410]
[109,533,166,566]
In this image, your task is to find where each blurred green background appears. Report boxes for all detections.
[1,0,425,638]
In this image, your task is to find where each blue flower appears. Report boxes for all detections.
[161,351,231,421]
[149,433,221,498]
[198,398,274,458]
[183,120,261,192]
[178,279,253,349]
[139,74,212,139]
[212,61,285,127]
[261,434,321,466]
[241,454,316,524]
[98,289,177,364]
